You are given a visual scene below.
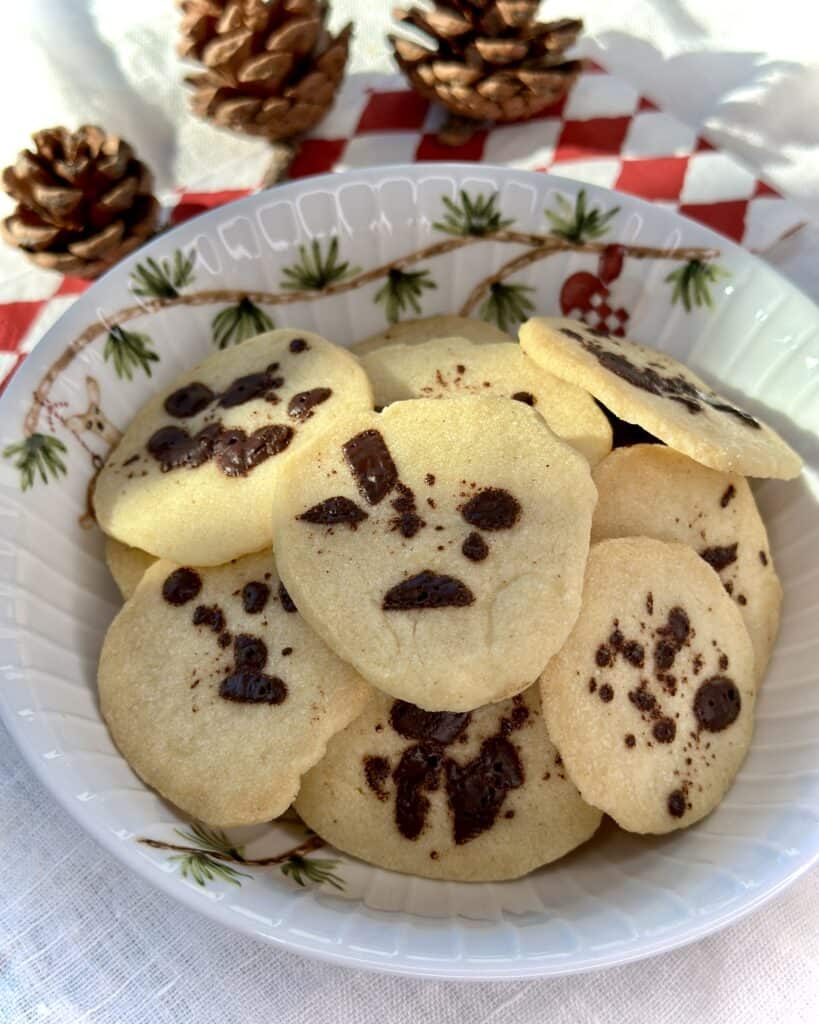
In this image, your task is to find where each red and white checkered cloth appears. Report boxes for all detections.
[0,63,804,391]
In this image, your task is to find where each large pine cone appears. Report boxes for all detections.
[1,126,159,279]
[391,1,583,125]
[179,0,351,140]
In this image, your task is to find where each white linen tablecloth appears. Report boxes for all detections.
[1,3,818,1021]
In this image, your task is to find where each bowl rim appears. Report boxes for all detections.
[1,162,817,980]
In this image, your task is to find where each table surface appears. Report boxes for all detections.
[1,2,818,1022]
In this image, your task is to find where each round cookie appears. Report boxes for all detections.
[104,536,156,600]
[351,315,511,356]
[295,685,602,881]
[270,396,597,711]
[540,538,756,835]
[98,552,372,826]
[361,337,612,466]
[591,445,781,680]
[94,329,373,565]
[520,316,802,479]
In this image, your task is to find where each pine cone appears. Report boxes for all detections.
[1,126,159,279]
[179,0,352,141]
[390,1,583,131]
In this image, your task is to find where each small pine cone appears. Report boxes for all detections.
[390,1,583,136]
[178,0,352,142]
[1,125,159,279]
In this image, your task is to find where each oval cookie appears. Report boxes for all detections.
[94,329,373,565]
[591,445,781,679]
[98,552,372,826]
[540,538,756,834]
[361,337,612,465]
[295,686,601,881]
[270,396,597,711]
[104,536,156,600]
[351,314,511,356]
[520,317,802,479]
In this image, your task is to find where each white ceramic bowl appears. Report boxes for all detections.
[1,165,817,980]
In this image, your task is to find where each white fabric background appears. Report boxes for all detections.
[1,2,818,1021]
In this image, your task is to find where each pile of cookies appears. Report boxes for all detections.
[96,313,801,882]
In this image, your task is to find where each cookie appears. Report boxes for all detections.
[94,330,373,565]
[295,685,601,881]
[591,445,781,679]
[270,395,597,710]
[98,552,372,826]
[540,537,756,834]
[104,536,156,600]
[351,315,511,357]
[361,337,612,465]
[520,317,802,479]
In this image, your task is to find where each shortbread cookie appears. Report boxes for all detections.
[271,396,596,710]
[591,446,781,679]
[295,685,601,881]
[351,315,511,356]
[94,330,373,565]
[104,536,156,600]
[361,337,611,465]
[98,552,372,826]
[520,317,802,479]
[541,538,756,834]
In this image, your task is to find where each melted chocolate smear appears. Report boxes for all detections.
[233,634,268,671]
[298,496,368,528]
[623,641,645,667]
[694,677,741,732]
[499,699,529,735]
[392,743,442,840]
[460,488,520,531]
[653,606,690,673]
[213,423,293,477]
[390,701,471,744]
[147,422,292,476]
[364,756,391,800]
[218,370,282,409]
[629,688,656,713]
[560,327,584,341]
[581,338,760,427]
[219,670,287,705]
[445,736,524,845]
[288,387,332,421]
[668,790,687,818]
[653,717,676,743]
[512,391,536,406]
[759,550,768,566]
[425,473,435,486]
[596,645,612,667]
[708,401,760,428]
[278,581,297,613]
[720,484,736,508]
[389,482,425,538]
[595,400,662,448]
[164,382,215,418]
[462,531,489,562]
[192,603,224,633]
[162,568,201,606]
[599,683,614,702]
[700,542,738,573]
[383,571,474,611]
[241,581,270,614]
[147,424,216,472]
[289,337,308,353]
[343,429,398,505]
[394,513,425,538]
[217,632,232,648]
